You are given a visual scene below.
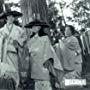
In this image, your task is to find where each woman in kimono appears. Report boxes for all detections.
[0,11,25,89]
[59,25,82,79]
[24,19,63,90]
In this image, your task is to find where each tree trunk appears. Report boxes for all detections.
[0,0,6,28]
[21,0,33,25]
[21,0,48,22]
[20,0,51,38]
[0,0,4,13]
[30,0,48,22]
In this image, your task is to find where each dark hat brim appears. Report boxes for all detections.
[24,19,49,28]
[0,11,23,19]
[0,13,5,19]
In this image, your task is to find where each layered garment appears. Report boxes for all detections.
[26,35,63,90]
[0,24,25,88]
[55,36,82,79]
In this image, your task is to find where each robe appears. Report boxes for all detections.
[55,36,82,79]
[0,24,26,88]
[26,35,63,81]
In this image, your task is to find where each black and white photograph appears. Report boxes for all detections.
[0,0,90,90]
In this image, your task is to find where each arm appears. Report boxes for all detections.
[16,27,27,46]
[43,58,56,77]
[43,36,63,71]
[64,37,81,55]
[13,27,27,52]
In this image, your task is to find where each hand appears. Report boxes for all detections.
[55,82,60,88]
[1,73,10,79]
[75,51,79,56]
[13,40,19,49]
[43,58,53,68]
[43,60,50,69]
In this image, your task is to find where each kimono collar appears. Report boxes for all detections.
[6,23,14,32]
[65,35,73,38]
[3,24,14,38]
[33,33,40,40]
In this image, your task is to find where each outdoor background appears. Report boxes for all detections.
[0,0,90,90]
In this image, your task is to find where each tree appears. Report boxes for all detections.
[30,0,48,22]
[20,0,50,38]
[66,0,90,29]
[0,0,4,13]
[47,0,66,44]
[21,0,49,23]
[0,0,5,28]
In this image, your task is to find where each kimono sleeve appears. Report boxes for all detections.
[44,36,63,71]
[64,37,81,54]
[74,37,81,54]
[64,39,77,50]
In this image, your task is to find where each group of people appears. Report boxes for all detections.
[0,10,84,90]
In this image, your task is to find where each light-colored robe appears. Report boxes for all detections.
[55,36,82,78]
[0,24,26,87]
[27,35,63,81]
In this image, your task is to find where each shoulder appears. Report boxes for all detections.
[40,36,51,44]
[41,36,49,41]
[14,24,22,31]
[70,36,77,41]
[70,36,79,44]
[66,36,78,44]
[13,24,24,34]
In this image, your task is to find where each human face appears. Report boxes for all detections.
[65,26,72,37]
[7,15,15,24]
[31,26,41,33]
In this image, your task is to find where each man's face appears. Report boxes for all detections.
[7,15,15,24]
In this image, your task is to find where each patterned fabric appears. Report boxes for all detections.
[0,78,15,90]
[0,24,26,88]
[58,36,82,78]
[65,63,82,79]
[35,81,52,90]
[27,35,63,80]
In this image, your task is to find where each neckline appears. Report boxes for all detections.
[6,24,14,33]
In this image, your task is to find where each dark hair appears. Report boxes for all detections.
[80,28,85,33]
[30,26,48,38]
[30,32,36,38]
[13,20,22,27]
[65,25,76,35]
[38,27,48,37]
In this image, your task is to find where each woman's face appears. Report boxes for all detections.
[65,26,72,37]
[31,26,41,33]
[7,15,15,24]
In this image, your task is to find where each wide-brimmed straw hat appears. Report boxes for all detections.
[24,19,49,28]
[0,11,23,19]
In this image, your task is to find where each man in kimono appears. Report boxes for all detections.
[0,10,25,89]
[24,19,63,90]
